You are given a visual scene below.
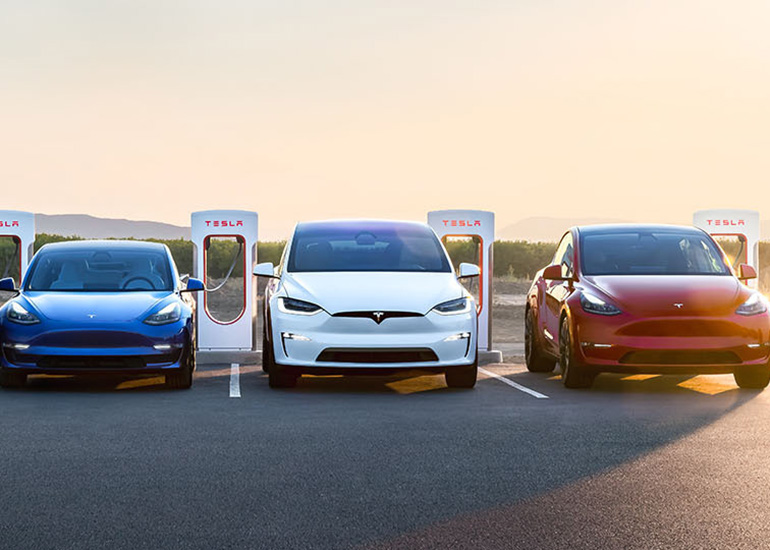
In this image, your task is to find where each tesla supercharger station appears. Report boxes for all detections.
[693,209,760,288]
[0,210,35,284]
[428,210,503,364]
[191,210,258,352]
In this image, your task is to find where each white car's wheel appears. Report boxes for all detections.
[445,355,478,389]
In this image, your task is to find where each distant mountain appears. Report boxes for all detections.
[498,217,629,242]
[35,214,190,240]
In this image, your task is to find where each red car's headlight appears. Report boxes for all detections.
[736,293,768,316]
[580,292,622,316]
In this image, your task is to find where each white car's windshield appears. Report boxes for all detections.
[26,248,174,291]
[288,222,452,273]
[581,231,731,276]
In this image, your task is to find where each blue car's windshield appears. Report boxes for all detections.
[26,248,174,291]
[581,231,731,276]
[288,223,452,273]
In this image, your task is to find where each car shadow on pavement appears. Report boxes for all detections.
[353,368,764,550]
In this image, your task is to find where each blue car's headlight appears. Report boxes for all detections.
[7,302,40,325]
[144,303,182,325]
[278,297,323,315]
[432,297,471,315]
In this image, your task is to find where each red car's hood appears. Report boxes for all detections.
[585,275,748,316]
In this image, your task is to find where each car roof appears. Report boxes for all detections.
[575,223,707,236]
[36,240,168,253]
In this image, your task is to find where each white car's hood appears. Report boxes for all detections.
[281,272,465,315]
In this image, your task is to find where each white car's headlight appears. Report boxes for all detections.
[144,302,181,325]
[278,297,323,316]
[432,297,471,315]
[736,293,768,316]
[580,292,622,316]
[7,302,40,325]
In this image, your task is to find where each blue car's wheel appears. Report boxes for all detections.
[165,337,195,390]
[0,370,27,389]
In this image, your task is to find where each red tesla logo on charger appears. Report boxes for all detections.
[706,219,745,227]
[0,221,20,228]
[442,219,482,227]
[204,220,244,227]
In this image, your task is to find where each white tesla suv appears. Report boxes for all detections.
[255,220,479,389]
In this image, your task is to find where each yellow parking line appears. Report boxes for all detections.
[386,375,446,394]
[677,376,736,395]
[115,376,165,390]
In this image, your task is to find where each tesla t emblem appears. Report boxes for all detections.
[673,303,684,309]
[87,314,96,318]
[372,311,385,324]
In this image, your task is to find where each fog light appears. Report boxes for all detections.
[153,344,173,351]
[444,332,471,342]
[2,343,30,350]
[581,342,612,349]
[281,332,311,341]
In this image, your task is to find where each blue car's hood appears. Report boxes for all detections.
[25,291,170,322]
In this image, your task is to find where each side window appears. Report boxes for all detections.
[562,242,574,278]
[553,233,574,278]
[551,233,575,277]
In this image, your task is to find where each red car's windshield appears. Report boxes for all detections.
[581,231,731,276]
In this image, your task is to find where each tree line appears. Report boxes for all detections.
[0,234,766,285]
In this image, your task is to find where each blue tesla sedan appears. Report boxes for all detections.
[0,241,204,389]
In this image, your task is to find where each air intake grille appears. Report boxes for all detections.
[619,350,741,365]
[316,348,438,364]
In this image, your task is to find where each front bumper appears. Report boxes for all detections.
[573,310,770,374]
[0,321,190,375]
[270,307,477,370]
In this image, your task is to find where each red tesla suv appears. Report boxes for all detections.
[525,224,770,389]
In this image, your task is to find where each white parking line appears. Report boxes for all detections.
[479,367,549,399]
[229,363,241,398]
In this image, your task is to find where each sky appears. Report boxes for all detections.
[1,1,769,240]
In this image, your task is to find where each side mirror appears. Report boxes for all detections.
[543,264,569,281]
[0,277,18,293]
[253,262,277,278]
[181,277,205,293]
[457,263,480,279]
[738,264,757,281]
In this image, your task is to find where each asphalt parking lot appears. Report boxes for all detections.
[2,363,770,550]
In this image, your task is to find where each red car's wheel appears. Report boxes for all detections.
[734,364,770,389]
[559,319,595,389]
[525,309,556,373]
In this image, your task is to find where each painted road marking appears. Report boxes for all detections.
[479,367,549,399]
[386,374,446,394]
[677,375,736,395]
[230,363,241,398]
[116,376,164,390]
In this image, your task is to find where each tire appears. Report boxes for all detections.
[262,322,274,374]
[734,365,770,389]
[559,318,595,389]
[445,355,478,389]
[525,309,556,373]
[268,363,298,389]
[165,339,194,390]
[0,370,26,389]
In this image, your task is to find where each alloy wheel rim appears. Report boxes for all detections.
[525,314,532,363]
[560,323,570,376]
